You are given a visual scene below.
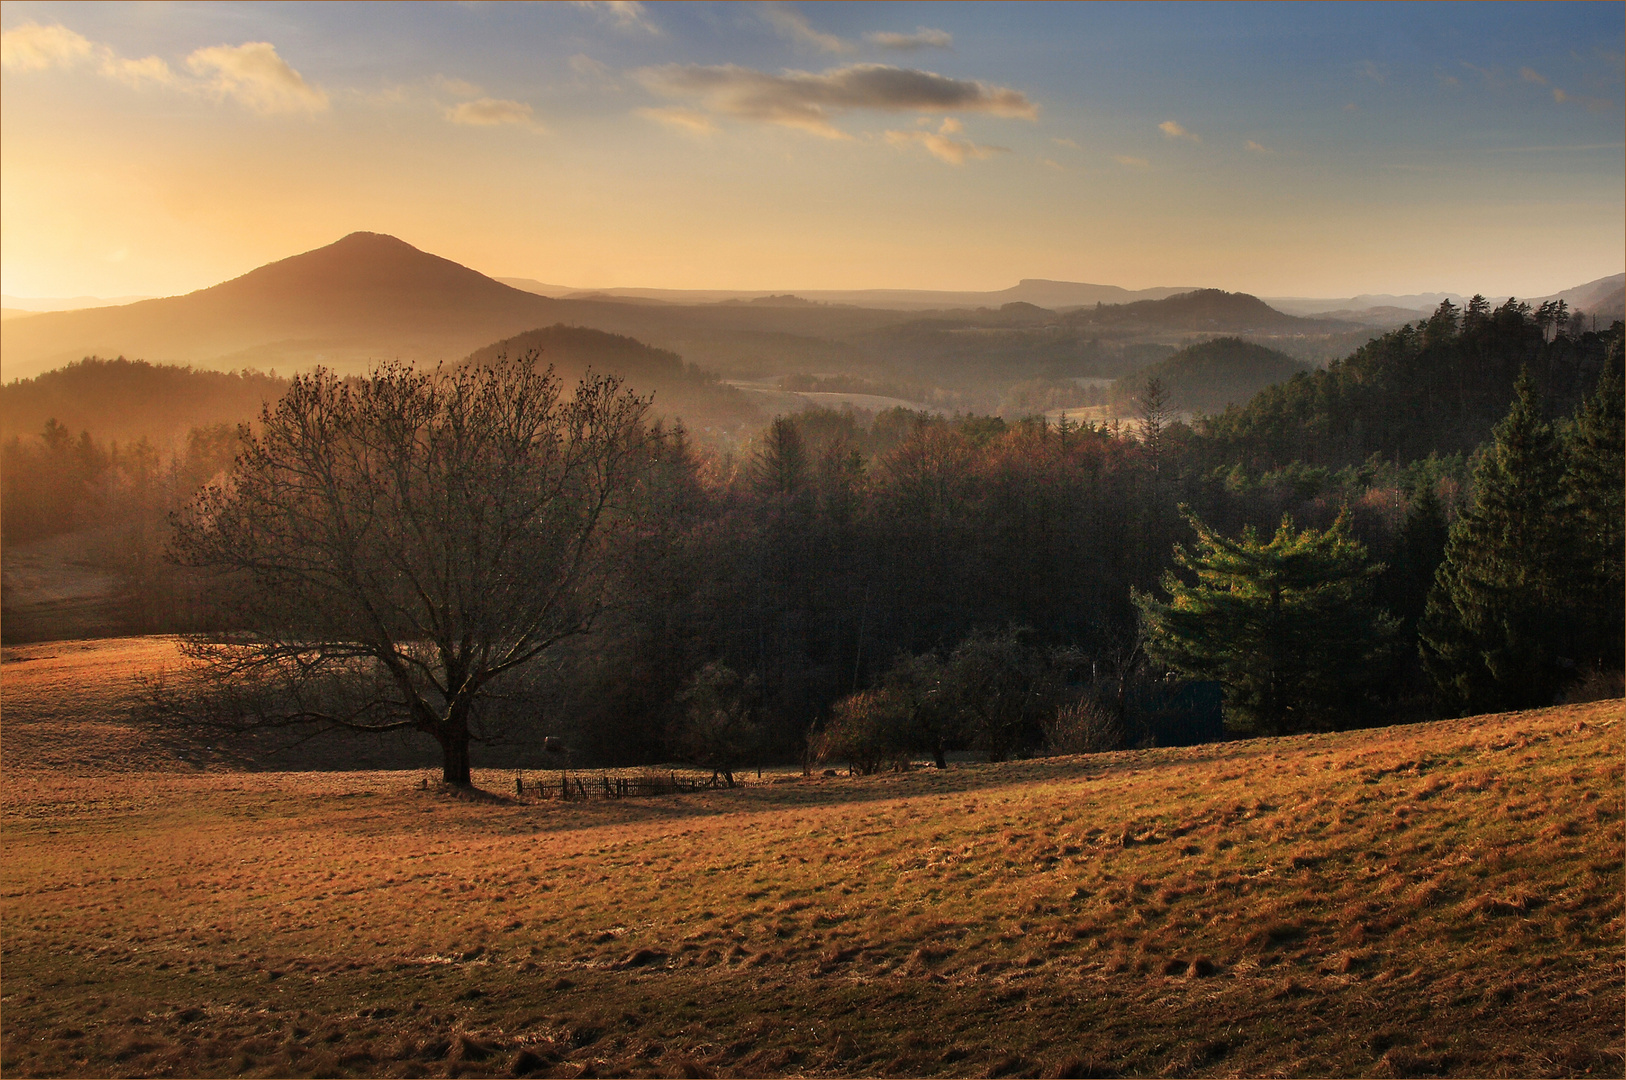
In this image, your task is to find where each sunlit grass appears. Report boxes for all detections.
[1,639,1621,1077]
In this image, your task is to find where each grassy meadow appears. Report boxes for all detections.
[1,638,1621,1078]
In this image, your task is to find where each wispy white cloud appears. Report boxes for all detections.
[572,1,659,34]
[3,22,328,113]
[636,106,717,134]
[3,21,178,88]
[1,22,95,70]
[1516,65,1586,105]
[1051,136,1081,151]
[568,53,618,88]
[762,4,853,53]
[1360,60,1385,84]
[1460,61,1506,89]
[187,42,329,114]
[1244,139,1273,153]
[101,53,179,89]
[885,117,1006,164]
[1113,154,1149,168]
[445,96,541,129]
[1158,119,1198,142]
[636,61,1037,138]
[866,27,953,52]
[434,74,483,98]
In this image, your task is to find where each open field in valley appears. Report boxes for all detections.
[1,638,1621,1078]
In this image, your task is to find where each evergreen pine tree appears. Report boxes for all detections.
[1562,360,1625,674]
[1419,373,1575,715]
[1380,478,1451,630]
[1136,508,1397,736]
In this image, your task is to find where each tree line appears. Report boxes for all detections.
[6,307,1621,784]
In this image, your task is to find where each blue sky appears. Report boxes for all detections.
[2,1,1621,299]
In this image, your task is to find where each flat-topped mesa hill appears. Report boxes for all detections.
[0,233,574,380]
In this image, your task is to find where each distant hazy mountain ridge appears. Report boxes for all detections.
[0,233,570,381]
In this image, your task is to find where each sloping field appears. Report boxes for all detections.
[0,639,1621,1078]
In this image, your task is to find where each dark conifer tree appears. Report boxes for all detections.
[1382,478,1451,631]
[1419,373,1575,714]
[1137,508,1397,736]
[1562,361,1625,674]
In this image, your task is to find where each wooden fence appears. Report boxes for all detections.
[513,769,726,800]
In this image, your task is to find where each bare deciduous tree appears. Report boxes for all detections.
[162,357,651,786]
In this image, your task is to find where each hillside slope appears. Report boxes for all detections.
[465,324,760,431]
[1112,336,1309,415]
[0,357,288,445]
[1,637,1620,1078]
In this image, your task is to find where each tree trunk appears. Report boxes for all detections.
[440,726,472,787]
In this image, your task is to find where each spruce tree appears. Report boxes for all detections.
[1136,508,1397,736]
[1419,373,1575,715]
[1380,478,1451,630]
[1562,360,1625,674]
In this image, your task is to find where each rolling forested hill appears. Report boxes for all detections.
[1111,337,1308,416]
[1201,299,1625,469]
[464,324,760,432]
[0,358,288,446]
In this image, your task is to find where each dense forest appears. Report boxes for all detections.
[3,302,1621,770]
[1201,297,1613,468]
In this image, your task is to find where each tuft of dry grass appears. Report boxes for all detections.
[1,639,1622,1077]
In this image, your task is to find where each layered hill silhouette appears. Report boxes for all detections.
[1110,337,1309,416]
[498,276,1200,311]
[464,325,758,432]
[0,233,578,381]
[12,230,1596,418]
[1065,289,1327,332]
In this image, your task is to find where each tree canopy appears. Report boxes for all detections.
[165,358,652,785]
[1420,367,1623,714]
[1137,509,1397,736]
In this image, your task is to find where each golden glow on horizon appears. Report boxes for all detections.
[2,5,1622,301]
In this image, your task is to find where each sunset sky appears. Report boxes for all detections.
[2,1,1622,301]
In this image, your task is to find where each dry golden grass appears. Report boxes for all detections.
[1,639,1622,1078]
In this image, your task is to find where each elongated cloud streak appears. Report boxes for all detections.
[1,22,94,70]
[4,22,331,112]
[3,21,178,88]
[572,1,659,34]
[867,27,954,51]
[637,62,1036,138]
[762,5,852,53]
[186,42,329,114]
[636,106,717,134]
[1159,119,1199,141]
[885,116,1006,164]
[445,97,539,129]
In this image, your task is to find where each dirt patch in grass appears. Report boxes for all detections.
[1,695,1621,1077]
